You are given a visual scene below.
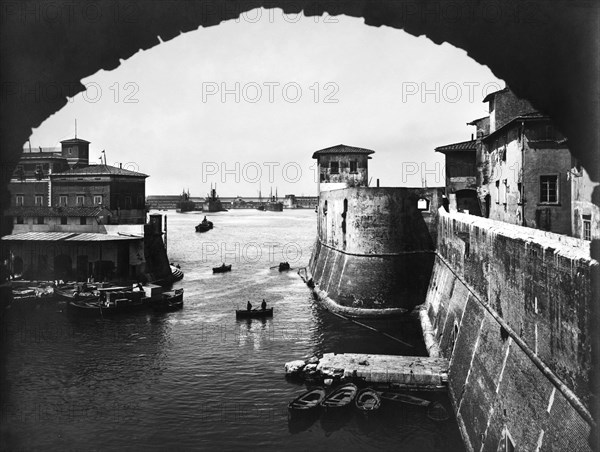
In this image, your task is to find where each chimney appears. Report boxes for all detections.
[377,178,380,188]
[120,163,122,169]
[471,133,474,140]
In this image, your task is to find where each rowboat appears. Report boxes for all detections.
[278,262,290,272]
[288,387,326,413]
[379,392,431,407]
[354,388,381,412]
[152,288,184,312]
[67,288,147,316]
[320,383,358,410]
[213,264,231,273]
[235,307,273,319]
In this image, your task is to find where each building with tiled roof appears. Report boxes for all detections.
[312,144,374,192]
[7,136,148,226]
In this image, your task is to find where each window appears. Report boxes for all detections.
[93,195,102,205]
[60,217,68,225]
[76,195,85,206]
[417,198,430,211]
[495,180,500,204]
[37,217,44,225]
[16,216,24,224]
[583,215,592,241]
[540,175,558,203]
[502,180,508,205]
[349,160,357,173]
[80,217,87,225]
[330,161,339,174]
[35,195,43,206]
[59,195,68,206]
[517,183,523,205]
[16,195,24,206]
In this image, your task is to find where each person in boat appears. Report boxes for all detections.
[203,216,208,223]
[247,301,252,311]
[261,299,267,310]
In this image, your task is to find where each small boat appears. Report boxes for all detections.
[379,392,431,407]
[152,288,184,312]
[67,288,147,316]
[213,263,231,273]
[195,218,214,232]
[235,307,273,319]
[55,285,98,302]
[278,262,290,272]
[354,388,381,412]
[288,387,326,413]
[320,383,358,410]
[427,401,449,421]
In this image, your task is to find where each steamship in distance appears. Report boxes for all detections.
[257,187,283,212]
[203,184,228,212]
[176,189,196,213]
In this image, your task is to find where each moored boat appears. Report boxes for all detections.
[320,383,358,410]
[288,387,326,413]
[354,388,381,412]
[278,262,290,272]
[235,307,273,319]
[378,392,431,407]
[67,287,147,316]
[213,263,232,273]
[152,288,184,312]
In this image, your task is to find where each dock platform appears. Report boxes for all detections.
[315,353,449,390]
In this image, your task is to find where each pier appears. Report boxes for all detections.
[286,353,449,391]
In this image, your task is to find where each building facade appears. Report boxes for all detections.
[313,144,373,193]
[434,139,481,215]
[437,88,574,236]
[7,137,147,225]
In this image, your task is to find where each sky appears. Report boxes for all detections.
[27,8,503,197]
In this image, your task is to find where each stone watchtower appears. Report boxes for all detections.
[60,138,90,168]
[312,144,374,194]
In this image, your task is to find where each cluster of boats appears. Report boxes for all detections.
[288,382,448,420]
[65,284,184,316]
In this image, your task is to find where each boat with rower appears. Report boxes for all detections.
[195,217,214,232]
[213,263,232,273]
[235,307,273,318]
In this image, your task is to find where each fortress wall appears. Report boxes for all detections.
[308,187,443,313]
[423,209,596,451]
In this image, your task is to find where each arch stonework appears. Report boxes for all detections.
[0,0,598,445]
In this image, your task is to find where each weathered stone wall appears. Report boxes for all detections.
[423,209,597,451]
[308,186,443,312]
[318,187,443,254]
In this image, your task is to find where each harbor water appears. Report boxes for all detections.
[1,209,464,451]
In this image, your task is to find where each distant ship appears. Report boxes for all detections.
[176,189,196,213]
[203,184,228,212]
[261,188,283,212]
